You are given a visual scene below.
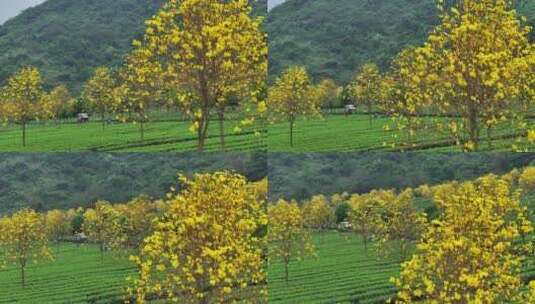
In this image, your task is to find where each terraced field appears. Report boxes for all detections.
[0,243,135,304]
[268,230,535,304]
[268,114,534,152]
[0,118,266,152]
[268,231,400,304]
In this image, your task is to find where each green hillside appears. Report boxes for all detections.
[268,153,535,201]
[0,0,267,94]
[266,0,535,84]
[0,152,266,214]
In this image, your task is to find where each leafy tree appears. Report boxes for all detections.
[82,67,116,129]
[393,174,533,302]
[376,188,426,260]
[381,48,431,144]
[1,67,46,147]
[268,66,321,147]
[268,199,315,282]
[351,63,382,127]
[114,47,162,141]
[82,201,121,262]
[0,209,51,287]
[348,191,389,251]
[142,0,267,150]
[316,78,341,112]
[335,202,351,224]
[42,85,73,122]
[301,195,335,232]
[113,195,159,254]
[45,209,72,252]
[411,0,534,150]
[519,166,535,191]
[131,172,267,303]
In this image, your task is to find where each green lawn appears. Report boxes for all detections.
[268,114,534,152]
[0,119,266,152]
[268,231,400,304]
[0,243,135,304]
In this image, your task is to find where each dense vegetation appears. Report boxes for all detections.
[268,152,535,201]
[0,152,266,214]
[0,0,266,94]
[267,0,535,84]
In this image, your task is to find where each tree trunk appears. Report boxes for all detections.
[368,103,373,128]
[101,112,105,130]
[22,122,26,147]
[289,118,295,147]
[218,111,225,151]
[284,260,289,283]
[100,243,104,263]
[21,264,26,288]
[407,117,412,144]
[486,125,492,150]
[468,107,479,151]
[140,120,145,142]
[197,114,210,151]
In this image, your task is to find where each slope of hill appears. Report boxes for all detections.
[0,0,165,93]
[0,0,267,94]
[267,0,535,84]
[0,152,266,214]
[268,153,535,201]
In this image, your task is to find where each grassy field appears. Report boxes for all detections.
[268,114,534,152]
[0,243,135,304]
[0,118,266,152]
[268,231,400,304]
[268,230,535,304]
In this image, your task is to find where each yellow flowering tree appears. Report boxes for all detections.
[268,199,315,282]
[301,195,336,233]
[1,67,46,147]
[113,195,159,254]
[347,191,389,251]
[45,209,72,252]
[82,67,116,129]
[377,189,426,260]
[352,63,382,128]
[131,172,267,303]
[268,66,321,147]
[412,0,534,150]
[115,47,162,141]
[316,78,341,113]
[519,166,535,191]
[0,209,51,287]
[393,175,533,303]
[141,0,267,151]
[381,48,432,145]
[42,85,73,123]
[82,201,121,262]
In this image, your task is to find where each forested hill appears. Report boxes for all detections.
[0,0,267,94]
[0,152,267,215]
[266,0,535,84]
[268,153,535,202]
